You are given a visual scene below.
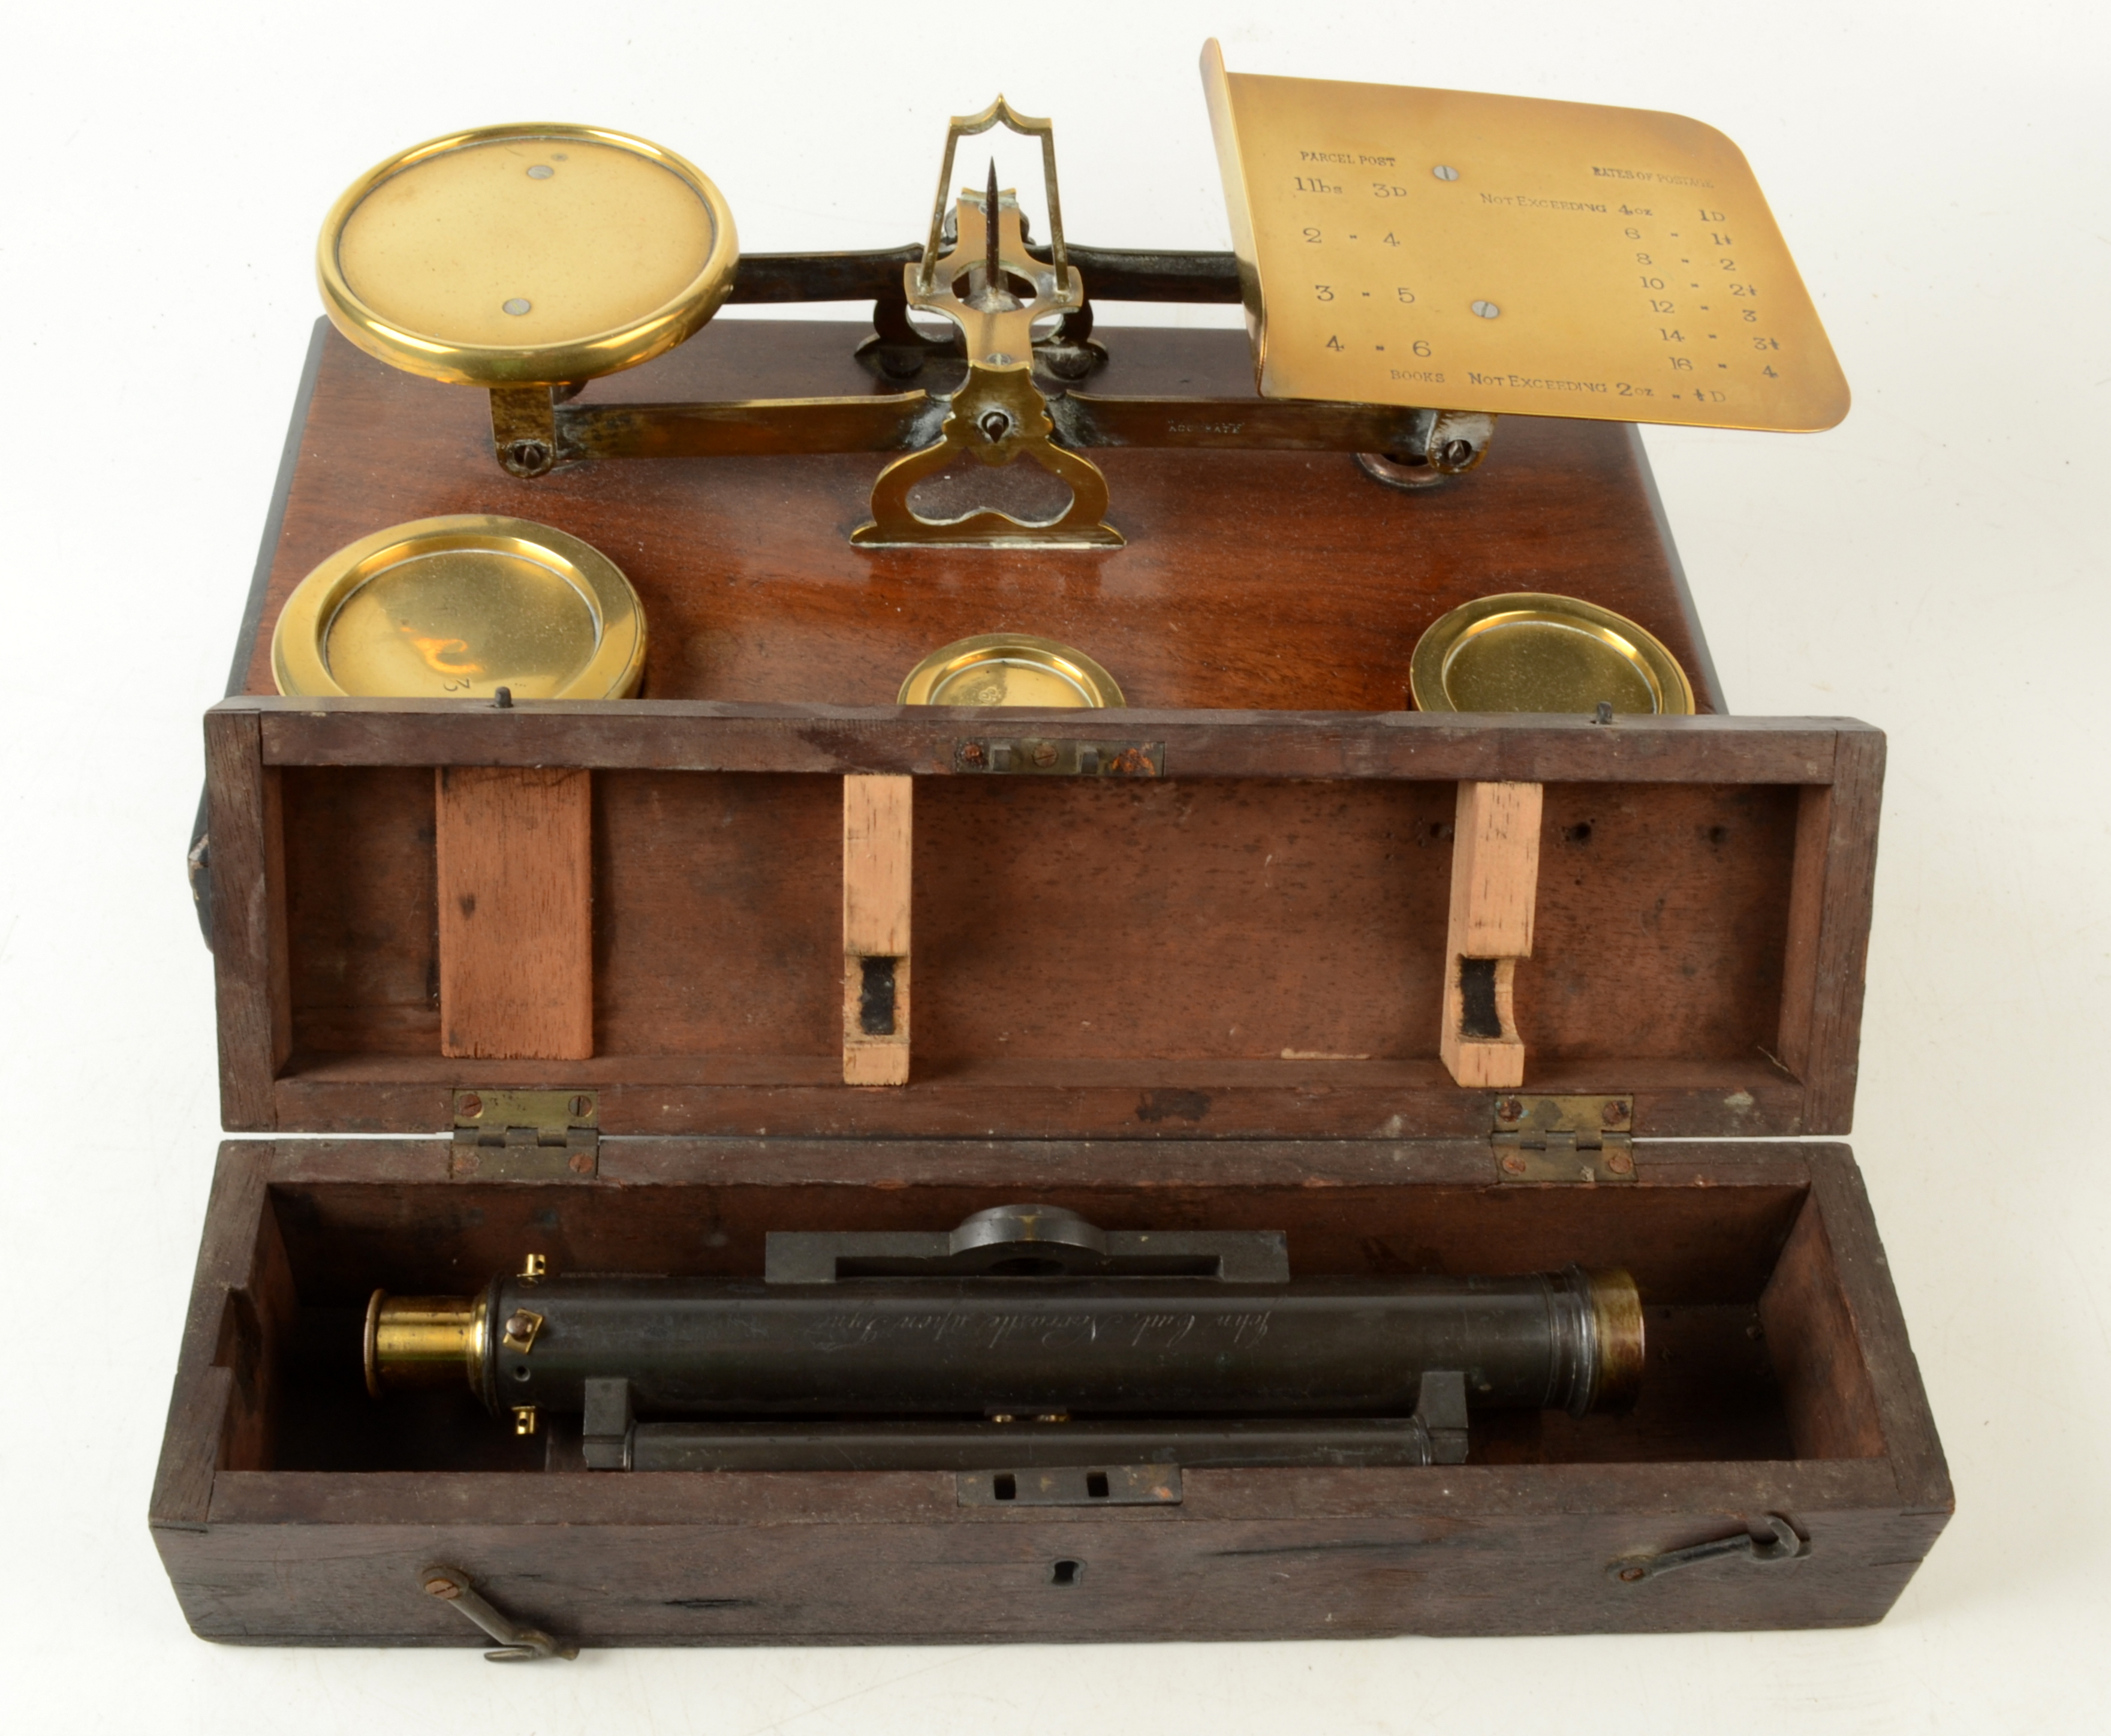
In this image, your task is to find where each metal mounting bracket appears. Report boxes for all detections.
[766,1203,1290,1284]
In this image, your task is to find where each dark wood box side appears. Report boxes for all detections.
[150,1138,1948,1643]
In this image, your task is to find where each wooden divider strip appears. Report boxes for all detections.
[435,766,594,1061]
[843,775,913,1086]
[1439,781,1544,1089]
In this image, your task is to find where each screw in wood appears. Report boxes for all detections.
[1500,1153,1528,1175]
[1032,742,1059,767]
[1606,1151,1634,1176]
[459,1093,483,1118]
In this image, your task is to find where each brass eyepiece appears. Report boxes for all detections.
[1586,1268,1646,1413]
[364,1290,486,1399]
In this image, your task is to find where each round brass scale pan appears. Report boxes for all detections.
[318,123,739,387]
[1410,592,1695,715]
[272,516,646,700]
[898,634,1125,708]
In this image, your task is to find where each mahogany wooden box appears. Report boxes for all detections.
[152,320,1949,1646]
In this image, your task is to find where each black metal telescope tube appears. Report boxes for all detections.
[372,1268,1642,1422]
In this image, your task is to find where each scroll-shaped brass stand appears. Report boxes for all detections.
[853,100,1121,549]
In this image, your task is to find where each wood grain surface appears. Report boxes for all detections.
[236,321,1726,715]
[243,743,1821,1135]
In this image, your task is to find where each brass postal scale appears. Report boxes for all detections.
[280,39,1842,712]
[156,39,1948,1656]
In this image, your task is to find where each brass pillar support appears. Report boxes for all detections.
[854,106,1120,549]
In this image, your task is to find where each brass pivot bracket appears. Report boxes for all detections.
[853,99,1121,549]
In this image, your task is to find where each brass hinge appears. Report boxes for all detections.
[1491,1094,1636,1184]
[450,1090,600,1180]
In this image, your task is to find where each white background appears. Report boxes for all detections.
[3,2,2107,1730]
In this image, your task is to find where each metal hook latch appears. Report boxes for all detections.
[1607,1514,1808,1584]
[420,1564,578,1661]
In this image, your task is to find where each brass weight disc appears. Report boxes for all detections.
[318,124,737,386]
[272,516,646,700]
[1409,592,1694,715]
[898,634,1125,708]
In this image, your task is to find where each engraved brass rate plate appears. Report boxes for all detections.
[1410,592,1694,715]
[1202,42,1848,431]
[898,634,1125,708]
[320,124,738,387]
[272,516,646,700]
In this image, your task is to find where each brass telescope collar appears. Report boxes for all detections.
[365,1290,487,1399]
[1585,1268,1646,1415]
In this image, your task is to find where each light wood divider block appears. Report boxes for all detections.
[1439,780,1544,1088]
[843,774,913,1085]
[435,766,594,1061]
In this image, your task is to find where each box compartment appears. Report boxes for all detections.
[153,1135,1947,1643]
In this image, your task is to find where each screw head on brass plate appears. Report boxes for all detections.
[318,123,738,386]
[272,515,646,701]
[1409,592,1694,716]
[898,633,1125,708]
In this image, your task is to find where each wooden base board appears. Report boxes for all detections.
[231,321,1726,715]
